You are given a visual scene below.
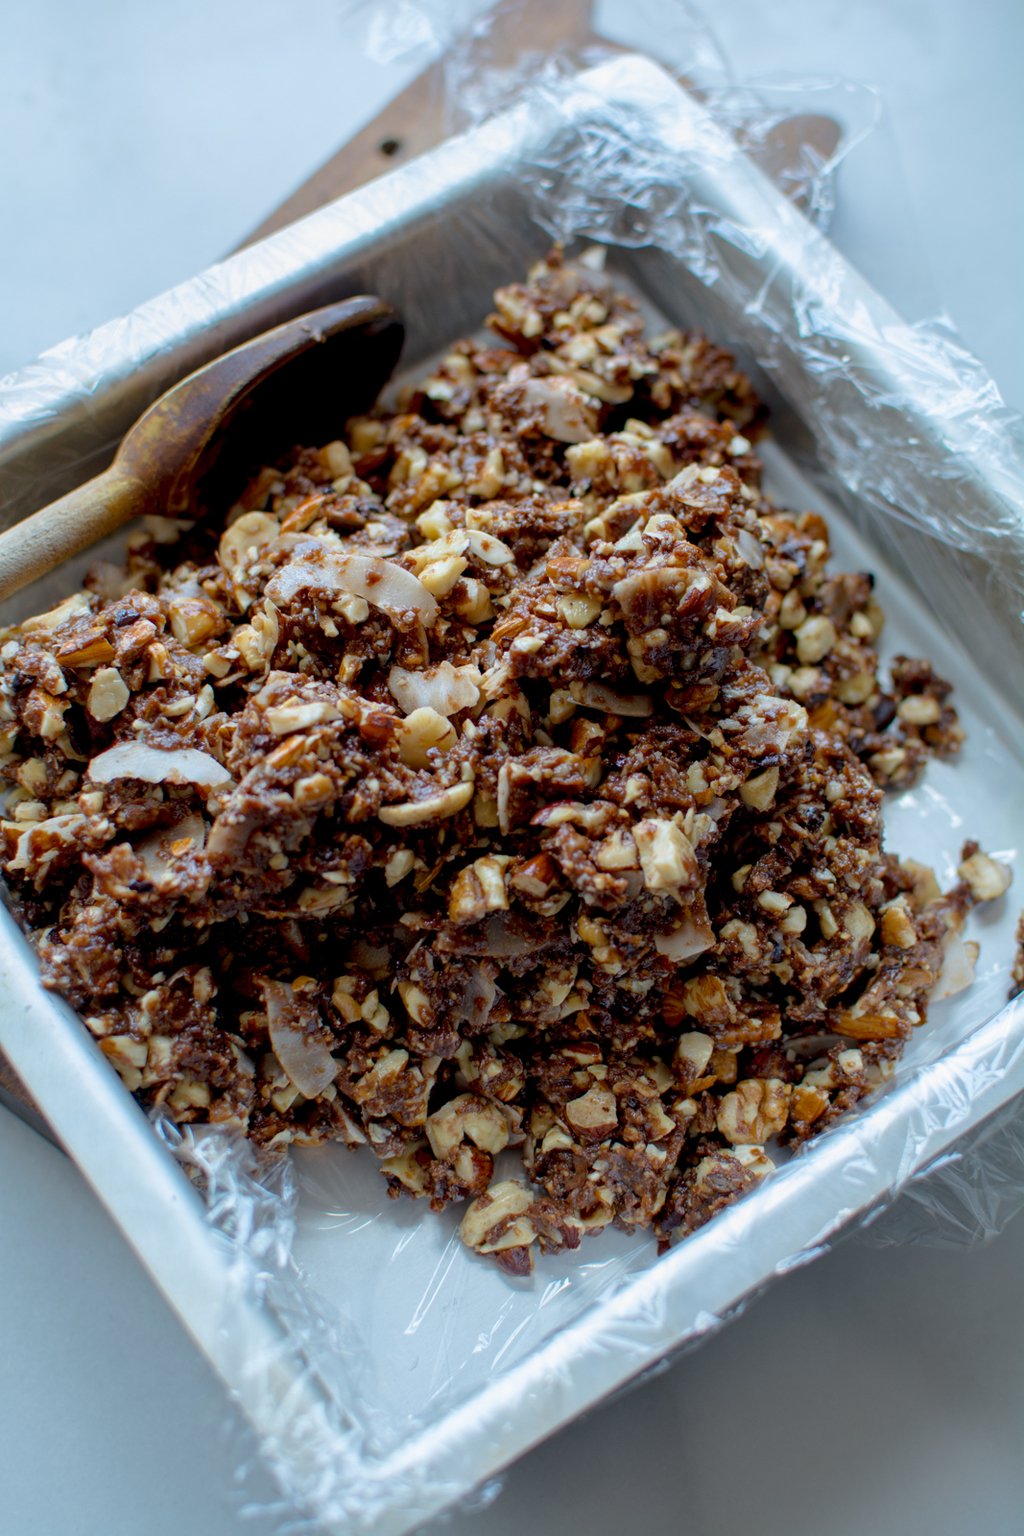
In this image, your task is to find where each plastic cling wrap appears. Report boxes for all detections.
[1,28,1024,1536]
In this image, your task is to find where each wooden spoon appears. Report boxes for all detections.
[0,296,404,603]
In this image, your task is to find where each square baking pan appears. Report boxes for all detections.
[2,54,1024,1536]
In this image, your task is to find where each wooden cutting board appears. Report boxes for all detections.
[0,1,837,1137]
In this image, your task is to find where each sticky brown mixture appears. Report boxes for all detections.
[0,250,1010,1273]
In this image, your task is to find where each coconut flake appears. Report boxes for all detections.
[736,528,765,569]
[482,914,542,957]
[496,763,512,836]
[575,681,652,717]
[378,779,474,827]
[135,815,206,882]
[389,662,482,717]
[519,375,599,443]
[930,931,979,1002]
[465,530,514,566]
[456,966,498,1027]
[265,540,438,626]
[88,742,232,787]
[263,979,337,1099]
[655,914,715,962]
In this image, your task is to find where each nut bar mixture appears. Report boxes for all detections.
[0,250,1011,1274]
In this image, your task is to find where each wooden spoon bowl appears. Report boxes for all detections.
[0,296,404,603]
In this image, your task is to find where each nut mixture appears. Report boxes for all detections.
[0,250,1011,1274]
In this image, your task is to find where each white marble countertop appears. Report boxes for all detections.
[2,3,1022,1533]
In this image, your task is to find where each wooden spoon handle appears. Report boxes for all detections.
[0,469,148,604]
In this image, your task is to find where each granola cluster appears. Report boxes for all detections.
[0,250,1009,1273]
